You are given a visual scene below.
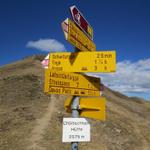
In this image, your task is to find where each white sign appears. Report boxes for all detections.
[62,118,90,142]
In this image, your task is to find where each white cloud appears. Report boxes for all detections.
[88,58,150,94]
[26,38,66,52]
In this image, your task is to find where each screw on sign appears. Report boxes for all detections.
[75,13,81,25]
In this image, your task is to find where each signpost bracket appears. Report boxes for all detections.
[71,142,78,150]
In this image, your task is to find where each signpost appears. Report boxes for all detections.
[62,118,90,142]
[64,96,106,120]
[49,51,116,72]
[44,69,101,96]
[70,5,93,40]
[43,5,117,150]
[61,18,96,52]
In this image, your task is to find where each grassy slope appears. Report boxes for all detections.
[0,55,149,150]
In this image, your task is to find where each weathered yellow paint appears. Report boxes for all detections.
[64,96,106,120]
[44,69,100,96]
[49,51,116,72]
[61,18,96,51]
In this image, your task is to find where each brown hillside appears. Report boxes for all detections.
[0,55,149,150]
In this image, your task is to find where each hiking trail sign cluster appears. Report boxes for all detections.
[44,5,116,148]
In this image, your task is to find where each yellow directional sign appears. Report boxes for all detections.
[64,96,106,120]
[44,69,100,96]
[49,51,116,72]
[61,18,96,51]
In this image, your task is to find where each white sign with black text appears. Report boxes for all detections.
[62,118,90,142]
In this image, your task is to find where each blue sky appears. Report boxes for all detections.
[0,0,150,100]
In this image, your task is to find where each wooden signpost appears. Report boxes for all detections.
[44,5,116,150]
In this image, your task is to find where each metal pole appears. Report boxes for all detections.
[71,96,79,150]
[71,47,80,150]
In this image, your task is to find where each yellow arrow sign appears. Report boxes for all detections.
[44,69,100,96]
[49,51,116,72]
[61,18,96,51]
[64,96,106,120]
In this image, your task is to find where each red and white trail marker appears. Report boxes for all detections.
[70,5,93,40]
[41,54,49,69]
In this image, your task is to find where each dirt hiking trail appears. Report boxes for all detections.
[27,95,56,150]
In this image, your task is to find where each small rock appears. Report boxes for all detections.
[116,128,121,133]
